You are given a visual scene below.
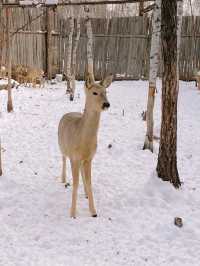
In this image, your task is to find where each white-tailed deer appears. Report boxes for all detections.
[58,73,113,218]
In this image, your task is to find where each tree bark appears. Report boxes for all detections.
[85,17,94,81]
[71,18,81,99]
[156,0,181,188]
[143,0,161,152]
[6,8,13,113]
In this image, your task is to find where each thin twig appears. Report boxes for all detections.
[10,10,46,38]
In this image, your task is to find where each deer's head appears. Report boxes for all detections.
[85,73,113,112]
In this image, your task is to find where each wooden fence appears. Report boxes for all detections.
[0,8,200,80]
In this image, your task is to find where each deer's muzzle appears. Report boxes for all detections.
[102,102,110,110]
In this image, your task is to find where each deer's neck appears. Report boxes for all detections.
[81,107,101,141]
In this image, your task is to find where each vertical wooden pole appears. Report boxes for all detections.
[46,7,52,80]
[6,7,13,112]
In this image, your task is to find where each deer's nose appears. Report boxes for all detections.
[102,102,110,109]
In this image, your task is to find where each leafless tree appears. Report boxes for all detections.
[85,6,95,81]
[6,8,13,112]
[156,0,181,188]
[143,0,161,152]
[65,17,75,100]
[71,18,81,100]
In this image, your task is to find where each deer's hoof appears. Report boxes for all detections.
[92,214,98,218]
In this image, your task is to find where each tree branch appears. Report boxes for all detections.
[1,0,154,8]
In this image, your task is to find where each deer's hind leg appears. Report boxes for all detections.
[61,155,70,187]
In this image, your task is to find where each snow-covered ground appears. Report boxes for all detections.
[0,80,199,266]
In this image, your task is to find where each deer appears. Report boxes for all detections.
[58,73,113,218]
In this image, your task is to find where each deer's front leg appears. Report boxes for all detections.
[83,160,97,217]
[80,164,88,198]
[70,160,80,218]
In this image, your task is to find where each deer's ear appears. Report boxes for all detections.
[85,73,94,89]
[99,74,113,88]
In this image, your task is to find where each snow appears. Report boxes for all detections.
[0,80,200,266]
[19,1,33,6]
[19,0,58,6]
[45,0,58,4]
[0,79,19,87]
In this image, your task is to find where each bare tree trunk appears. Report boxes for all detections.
[143,0,161,152]
[85,17,94,81]
[6,8,13,113]
[0,9,5,68]
[71,18,81,100]
[156,0,181,188]
[0,138,2,176]
[65,17,74,100]
[103,19,110,78]
[46,7,53,80]
[139,1,144,16]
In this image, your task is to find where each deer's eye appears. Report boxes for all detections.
[93,92,98,96]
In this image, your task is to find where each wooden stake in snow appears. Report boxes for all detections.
[6,8,13,113]
[65,17,74,100]
[85,13,94,81]
[143,0,161,152]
